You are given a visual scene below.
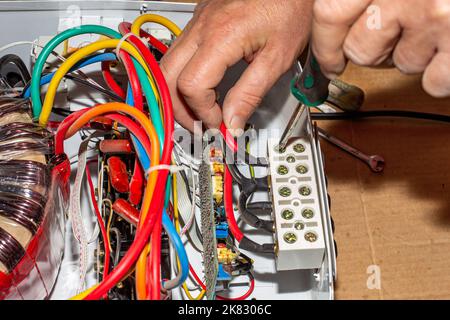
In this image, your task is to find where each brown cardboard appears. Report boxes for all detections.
[322,64,450,299]
[168,1,450,299]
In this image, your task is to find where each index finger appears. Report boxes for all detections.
[176,37,245,129]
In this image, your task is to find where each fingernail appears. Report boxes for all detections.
[229,115,245,137]
[324,71,339,80]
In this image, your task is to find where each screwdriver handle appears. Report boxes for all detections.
[291,47,330,107]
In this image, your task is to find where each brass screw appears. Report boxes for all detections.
[279,187,292,197]
[277,165,289,175]
[294,221,305,230]
[299,186,311,196]
[302,208,314,219]
[283,232,297,244]
[293,143,305,153]
[305,232,318,242]
[281,209,294,220]
[116,282,124,289]
[286,155,296,163]
[296,165,308,174]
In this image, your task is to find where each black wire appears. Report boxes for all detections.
[21,74,123,102]
[0,54,31,85]
[311,110,450,123]
[64,74,123,101]
[237,180,274,234]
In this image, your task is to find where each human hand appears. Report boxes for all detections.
[311,0,450,97]
[161,0,314,132]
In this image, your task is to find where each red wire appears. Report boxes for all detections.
[101,21,168,102]
[119,32,175,301]
[85,164,111,280]
[188,264,255,300]
[119,51,144,110]
[85,44,175,297]
[58,109,162,301]
[118,22,168,55]
[224,165,243,242]
[220,122,238,153]
[101,61,126,99]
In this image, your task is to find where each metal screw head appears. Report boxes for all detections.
[299,186,312,196]
[286,155,296,163]
[302,208,314,219]
[296,164,308,174]
[305,232,318,242]
[281,209,294,220]
[293,143,305,153]
[294,221,305,230]
[279,187,292,197]
[275,145,286,153]
[284,232,297,244]
[277,165,289,175]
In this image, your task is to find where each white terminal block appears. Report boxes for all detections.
[268,137,325,271]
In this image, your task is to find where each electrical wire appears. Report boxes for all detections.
[85,164,110,281]
[61,103,162,300]
[39,39,154,126]
[310,110,450,123]
[101,60,126,99]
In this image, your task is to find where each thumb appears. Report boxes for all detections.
[223,50,290,133]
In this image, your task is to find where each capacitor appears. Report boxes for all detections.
[99,139,132,154]
[112,198,139,226]
[107,156,129,193]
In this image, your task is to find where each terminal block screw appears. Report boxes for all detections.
[286,155,296,163]
[294,221,305,230]
[275,145,286,153]
[279,187,292,197]
[293,143,305,153]
[299,186,312,196]
[281,209,294,220]
[296,165,308,174]
[283,232,297,244]
[305,232,318,242]
[302,208,314,219]
[277,165,289,175]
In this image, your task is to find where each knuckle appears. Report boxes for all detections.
[313,0,348,24]
[427,0,450,23]
[177,75,199,99]
[228,87,263,113]
[343,39,378,66]
[392,49,425,74]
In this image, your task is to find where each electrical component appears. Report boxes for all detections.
[268,137,326,271]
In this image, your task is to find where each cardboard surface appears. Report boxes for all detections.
[170,1,450,300]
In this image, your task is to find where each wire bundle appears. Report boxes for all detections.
[23,13,260,301]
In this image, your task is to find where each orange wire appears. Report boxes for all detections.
[66,103,161,298]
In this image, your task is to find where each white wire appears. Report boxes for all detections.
[0,40,103,89]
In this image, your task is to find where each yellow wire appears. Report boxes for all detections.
[131,14,182,37]
[39,39,159,126]
[172,172,205,300]
[103,198,114,252]
[69,285,99,300]
[130,14,183,300]
[68,102,160,300]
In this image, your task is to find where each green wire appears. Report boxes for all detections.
[30,24,171,203]
[30,25,122,118]
[135,63,164,145]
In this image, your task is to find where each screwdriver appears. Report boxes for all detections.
[278,47,331,151]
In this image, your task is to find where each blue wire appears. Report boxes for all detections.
[162,209,190,288]
[22,52,117,98]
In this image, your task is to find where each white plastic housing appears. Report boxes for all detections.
[268,137,326,271]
